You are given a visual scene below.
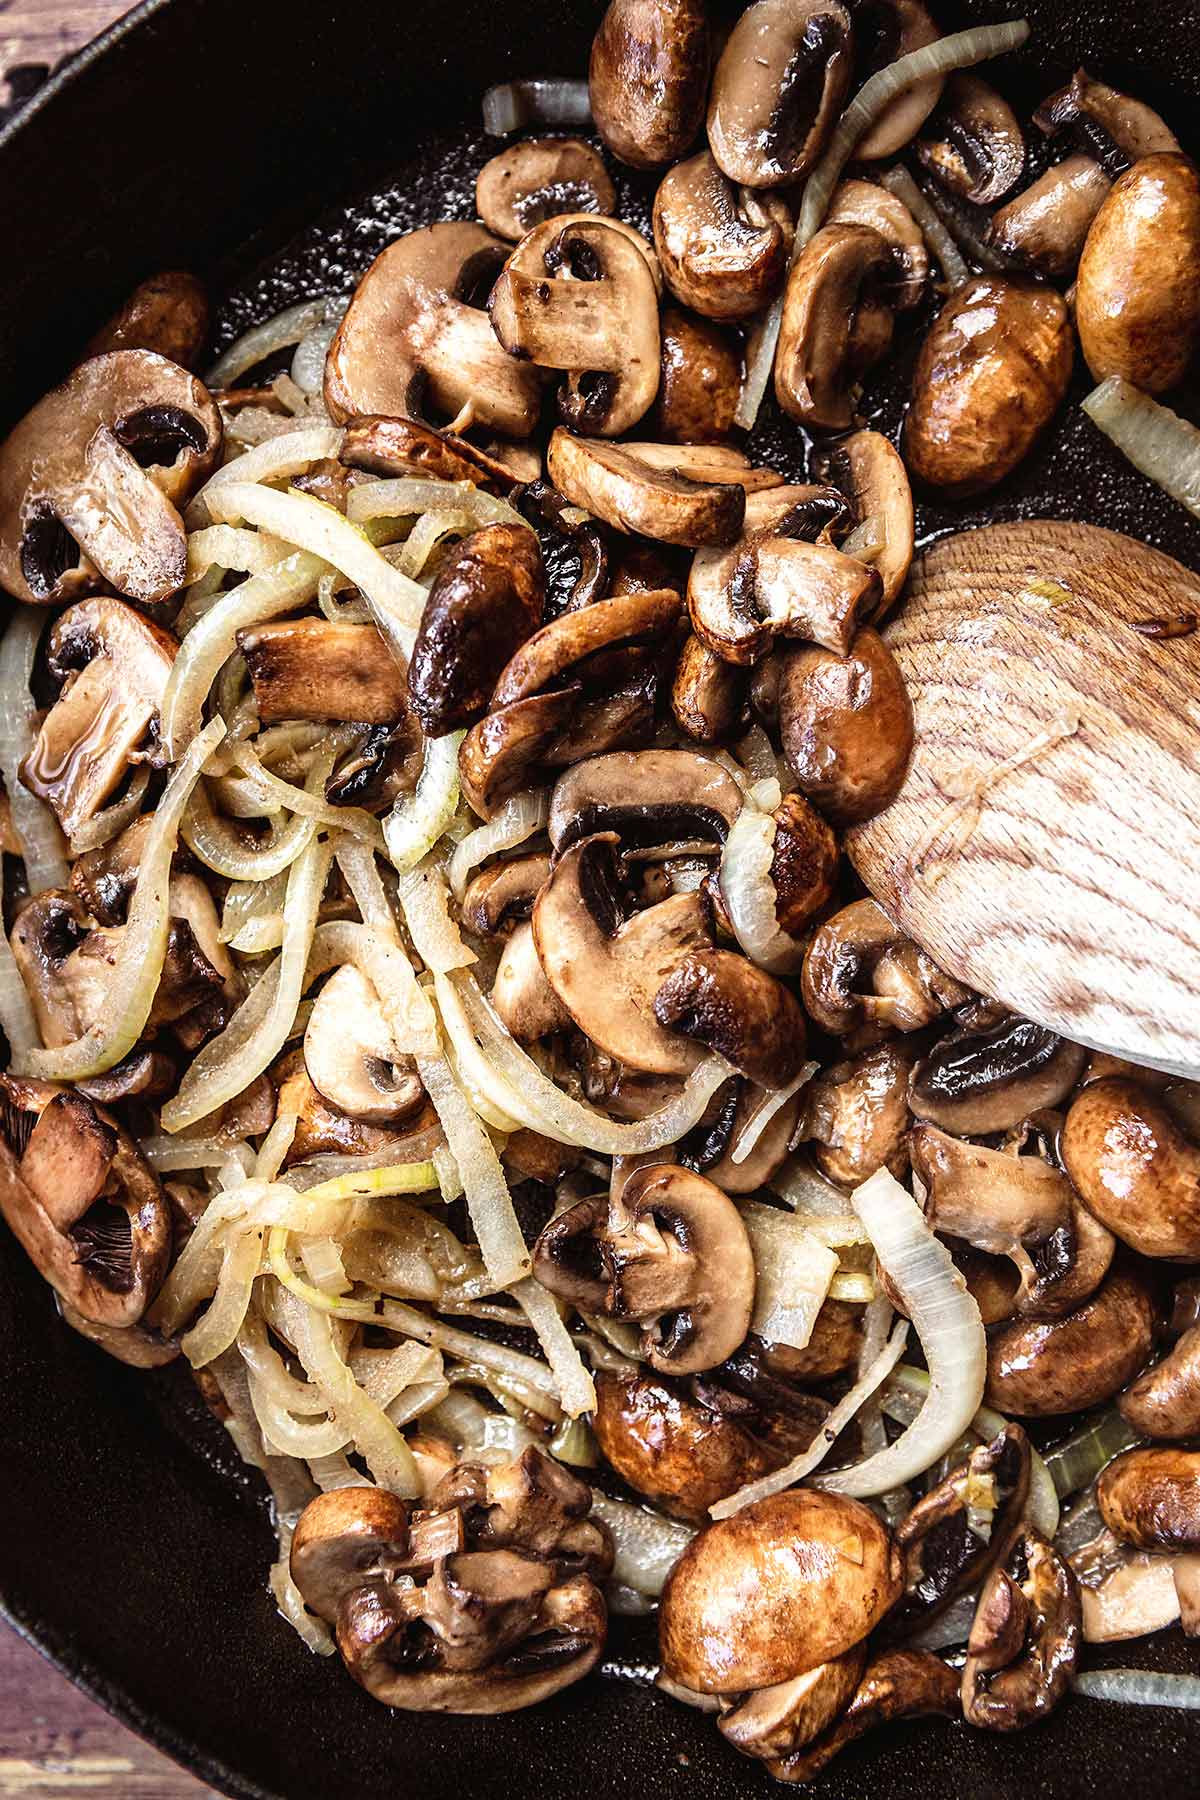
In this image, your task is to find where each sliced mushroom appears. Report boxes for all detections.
[0,350,221,606]
[407,524,543,736]
[1061,1076,1200,1260]
[0,1075,170,1327]
[549,748,744,853]
[516,477,610,613]
[655,948,809,1089]
[237,619,408,726]
[326,722,417,812]
[491,921,571,1042]
[985,1269,1157,1417]
[431,1446,613,1577]
[911,1015,1087,1137]
[19,598,176,838]
[671,634,748,743]
[778,627,914,826]
[718,1647,867,1765]
[340,415,518,493]
[303,965,423,1125]
[290,1486,415,1623]
[653,152,793,321]
[987,156,1113,280]
[589,0,709,169]
[767,1649,960,1783]
[461,854,550,937]
[775,225,896,431]
[816,429,914,616]
[57,1297,179,1368]
[490,219,660,437]
[707,0,853,190]
[916,74,1024,206]
[961,1529,1080,1730]
[699,1079,807,1195]
[802,898,969,1037]
[476,138,615,240]
[825,179,928,309]
[1097,1448,1200,1552]
[546,430,745,547]
[853,1,944,158]
[276,1053,429,1164]
[804,1040,916,1189]
[458,688,580,820]
[532,833,711,1075]
[654,308,743,444]
[491,586,683,708]
[1076,1544,1183,1643]
[659,1488,902,1692]
[324,223,543,436]
[1119,1326,1200,1440]
[1034,68,1181,172]
[592,1370,780,1522]
[85,271,210,370]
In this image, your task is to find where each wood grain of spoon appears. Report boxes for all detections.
[848,518,1200,1078]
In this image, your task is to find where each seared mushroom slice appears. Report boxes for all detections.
[765,1649,960,1783]
[825,179,928,310]
[237,619,408,726]
[290,1486,416,1623]
[916,74,1024,205]
[655,949,809,1089]
[275,1054,429,1165]
[546,430,745,547]
[458,688,580,820]
[461,854,550,937]
[589,0,709,170]
[490,218,660,437]
[802,898,970,1036]
[1096,1449,1200,1553]
[707,0,853,190]
[778,627,914,825]
[534,1163,754,1375]
[340,415,521,494]
[775,225,896,431]
[533,833,711,1075]
[911,1015,1087,1136]
[324,223,543,436]
[671,635,748,743]
[516,477,610,614]
[803,1039,917,1189]
[407,524,543,736]
[0,350,221,606]
[57,1298,179,1368]
[816,429,914,615]
[86,271,210,370]
[433,1444,613,1577]
[491,586,684,708]
[476,138,615,239]
[1119,1325,1200,1440]
[688,1078,807,1196]
[326,722,416,813]
[655,308,743,444]
[985,1270,1157,1417]
[492,921,571,1042]
[653,152,793,321]
[853,1,944,158]
[549,748,744,854]
[0,1075,170,1327]
[987,156,1113,280]
[304,965,423,1126]
[962,1529,1081,1730]
[718,1648,867,1765]
[20,597,176,838]
[1034,67,1181,172]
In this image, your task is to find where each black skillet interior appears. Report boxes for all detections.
[1,1,1199,1796]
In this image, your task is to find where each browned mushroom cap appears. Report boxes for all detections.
[450,1444,613,1577]
[707,0,853,190]
[407,524,543,736]
[1096,1448,1200,1552]
[327,721,417,813]
[593,1370,781,1522]
[825,179,928,309]
[275,1053,429,1164]
[912,1123,1115,1320]
[804,1039,917,1189]
[461,853,550,936]
[492,586,684,708]
[19,598,176,838]
[987,156,1113,280]
[237,619,408,726]
[58,1298,179,1367]
[1075,154,1200,395]
[533,833,711,1074]
[0,351,220,606]
[85,272,210,370]
[1061,1076,1200,1260]
[767,792,840,936]
[985,1268,1157,1417]
[852,1,944,157]
[324,223,543,436]
[775,225,896,431]
[802,898,969,1036]
[1034,67,1181,168]
[491,920,571,1041]
[546,431,745,547]
[0,1075,170,1327]
[961,1529,1080,1731]
[902,276,1074,498]
[655,948,809,1089]
[886,1426,1031,1643]
[653,152,793,321]
[654,309,743,444]
[911,1014,1087,1136]
[718,1646,867,1765]
[340,415,519,494]
[778,627,914,826]
[1119,1325,1200,1440]
[303,965,423,1126]
[672,634,748,742]
[817,430,914,616]
[459,689,580,820]
[916,74,1024,206]
[589,0,709,169]
[659,1488,902,1693]
[767,1649,960,1783]
[490,219,660,437]
[549,747,744,854]
[290,1486,414,1624]
[476,138,615,240]
[761,1303,860,1384]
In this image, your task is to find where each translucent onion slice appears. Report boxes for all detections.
[16,717,226,1080]
[513,1278,597,1418]
[181,1227,264,1367]
[191,424,345,524]
[741,1201,838,1350]
[305,919,439,1057]
[482,77,591,135]
[436,975,525,1133]
[1074,1670,1200,1709]
[730,1065,817,1163]
[161,838,332,1131]
[772,1154,858,1217]
[0,608,69,893]
[333,838,399,938]
[0,857,39,1062]
[447,789,549,899]
[206,298,347,389]
[379,1301,562,1400]
[301,1162,440,1204]
[416,1055,531,1290]
[1082,377,1200,518]
[230,742,383,845]
[399,509,476,579]
[719,803,805,975]
[385,733,466,874]
[290,1281,421,1496]
[879,165,970,289]
[347,478,529,533]
[255,1112,299,1184]
[589,1492,694,1598]
[207,481,425,657]
[185,524,292,586]
[182,779,317,881]
[291,320,340,396]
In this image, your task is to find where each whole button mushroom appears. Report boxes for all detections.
[1062,1076,1200,1260]
[592,1371,782,1522]
[407,524,544,736]
[85,270,210,370]
[589,0,710,171]
[659,1488,903,1693]
[1119,1325,1200,1440]
[988,156,1114,281]
[707,0,853,190]
[1097,1447,1200,1552]
[984,1269,1157,1417]
[778,627,914,825]
[653,152,793,321]
[902,276,1074,498]
[1076,153,1200,392]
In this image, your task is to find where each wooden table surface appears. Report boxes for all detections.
[0,19,215,1796]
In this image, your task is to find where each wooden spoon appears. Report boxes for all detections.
[848,519,1200,1078]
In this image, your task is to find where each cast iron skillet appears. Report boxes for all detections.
[1,2,1199,1795]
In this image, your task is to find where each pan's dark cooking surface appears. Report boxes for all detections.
[0,0,1198,1795]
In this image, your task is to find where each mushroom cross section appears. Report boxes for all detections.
[476,139,616,240]
[546,430,746,547]
[916,73,1025,205]
[653,151,793,320]
[548,748,744,854]
[825,180,929,311]
[961,1529,1081,1729]
[304,963,424,1125]
[801,898,969,1035]
[654,948,810,1090]
[707,0,854,190]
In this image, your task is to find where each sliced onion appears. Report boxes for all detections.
[1082,377,1200,518]
[447,789,549,899]
[711,1317,911,1518]
[416,1056,530,1290]
[1045,1408,1144,1500]
[741,1201,838,1350]
[290,1284,421,1496]
[67,765,150,856]
[0,608,69,893]
[302,1162,440,1204]
[230,741,383,845]
[589,1493,694,1597]
[878,165,969,288]
[731,1065,817,1164]
[513,1277,597,1418]
[255,1113,299,1183]
[206,298,346,389]
[191,424,345,524]
[182,779,317,881]
[0,857,39,1063]
[380,1300,560,1398]
[482,77,591,135]
[290,319,340,396]
[185,524,292,587]
[385,733,465,874]
[16,718,225,1081]
[399,509,476,579]
[181,1227,263,1366]
[435,973,525,1132]
[333,837,399,938]
[1074,1670,1200,1709]
[720,803,805,976]
[347,478,529,533]
[772,1154,857,1217]
[305,919,439,1057]
[733,295,787,433]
